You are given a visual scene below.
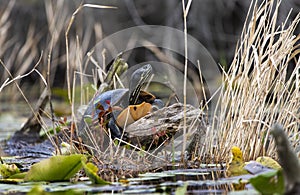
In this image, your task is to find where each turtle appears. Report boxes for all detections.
[80,64,164,141]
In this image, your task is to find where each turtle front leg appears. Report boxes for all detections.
[107,118,122,139]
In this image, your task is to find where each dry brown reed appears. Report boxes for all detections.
[208,0,300,163]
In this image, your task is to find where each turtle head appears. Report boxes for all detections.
[129,64,152,105]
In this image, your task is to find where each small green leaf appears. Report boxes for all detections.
[81,158,110,185]
[0,163,20,178]
[8,172,26,179]
[249,169,284,195]
[175,182,188,195]
[24,154,84,182]
[27,185,45,195]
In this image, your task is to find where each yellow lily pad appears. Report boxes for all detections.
[255,156,281,170]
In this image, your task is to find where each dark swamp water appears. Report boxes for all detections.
[0,166,231,194]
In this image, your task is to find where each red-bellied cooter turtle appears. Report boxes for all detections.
[81,64,164,140]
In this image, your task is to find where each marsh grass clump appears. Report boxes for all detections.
[73,0,300,170]
[208,0,300,162]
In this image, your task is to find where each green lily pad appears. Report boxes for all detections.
[0,163,20,178]
[249,169,284,195]
[24,154,84,182]
[175,182,188,195]
[8,172,27,179]
[81,159,110,185]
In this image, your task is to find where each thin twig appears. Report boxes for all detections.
[181,0,193,161]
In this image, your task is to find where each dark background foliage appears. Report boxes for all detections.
[0,0,299,100]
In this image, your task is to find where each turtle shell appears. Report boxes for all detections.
[82,88,158,127]
[93,89,156,118]
[82,88,128,121]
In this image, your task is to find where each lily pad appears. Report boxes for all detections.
[244,161,274,175]
[255,156,281,170]
[175,182,188,195]
[81,159,110,185]
[24,154,84,182]
[249,169,284,195]
[0,163,20,179]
